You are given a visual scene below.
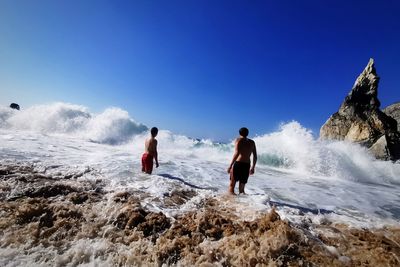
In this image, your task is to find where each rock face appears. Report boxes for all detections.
[384,102,400,132]
[320,59,400,161]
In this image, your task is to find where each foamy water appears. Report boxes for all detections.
[1,102,400,265]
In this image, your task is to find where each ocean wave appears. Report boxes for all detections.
[0,102,147,145]
[254,121,400,184]
[1,103,399,185]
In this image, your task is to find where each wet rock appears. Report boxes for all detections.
[1,163,102,203]
[113,192,131,203]
[320,59,400,160]
[25,184,78,198]
[164,189,197,207]
[2,162,400,266]
[53,205,82,220]
[137,212,171,237]
[0,169,10,175]
[156,236,189,265]
[38,210,54,228]
[113,203,171,238]
[114,206,147,229]
[16,202,48,224]
[69,192,89,204]
[113,191,149,204]
[163,212,198,240]
[197,211,230,240]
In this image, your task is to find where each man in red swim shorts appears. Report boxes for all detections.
[142,127,159,174]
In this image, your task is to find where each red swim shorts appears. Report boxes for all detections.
[141,153,154,174]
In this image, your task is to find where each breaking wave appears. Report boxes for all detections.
[0,103,147,144]
[1,103,399,185]
[254,121,400,184]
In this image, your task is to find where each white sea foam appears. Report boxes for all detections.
[84,107,147,144]
[0,102,147,144]
[1,102,400,266]
[1,102,400,227]
[254,121,400,185]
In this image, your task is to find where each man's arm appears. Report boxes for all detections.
[227,139,240,173]
[154,140,159,168]
[250,141,257,175]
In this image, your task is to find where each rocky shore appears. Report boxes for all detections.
[1,162,399,266]
[320,59,400,161]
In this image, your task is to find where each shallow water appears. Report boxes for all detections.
[1,125,399,228]
[1,103,400,265]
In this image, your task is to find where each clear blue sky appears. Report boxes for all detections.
[1,0,399,141]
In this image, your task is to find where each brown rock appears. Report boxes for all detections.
[384,102,400,132]
[114,206,147,229]
[320,59,400,160]
[137,212,171,237]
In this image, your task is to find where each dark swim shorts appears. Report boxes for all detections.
[232,161,250,184]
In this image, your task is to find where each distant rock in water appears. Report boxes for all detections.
[9,103,20,110]
[384,102,400,132]
[320,59,400,161]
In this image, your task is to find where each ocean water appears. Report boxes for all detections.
[1,102,400,265]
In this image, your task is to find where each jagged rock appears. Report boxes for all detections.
[384,102,400,132]
[10,103,20,110]
[320,59,400,161]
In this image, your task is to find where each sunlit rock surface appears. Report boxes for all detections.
[320,59,400,161]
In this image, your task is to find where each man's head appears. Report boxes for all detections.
[151,127,158,137]
[239,127,249,137]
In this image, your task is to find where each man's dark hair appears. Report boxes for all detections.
[151,127,158,137]
[239,127,249,137]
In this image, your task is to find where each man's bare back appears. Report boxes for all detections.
[235,137,256,164]
[227,127,257,194]
[144,137,158,156]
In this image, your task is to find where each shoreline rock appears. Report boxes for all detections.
[384,102,400,132]
[1,162,399,266]
[320,59,400,161]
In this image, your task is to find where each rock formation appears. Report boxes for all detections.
[2,162,400,266]
[320,59,400,161]
[384,102,400,132]
[10,103,20,110]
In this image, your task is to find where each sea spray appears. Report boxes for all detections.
[1,102,400,186]
[0,102,147,144]
[1,102,400,266]
[4,102,90,133]
[253,121,400,185]
[85,107,147,144]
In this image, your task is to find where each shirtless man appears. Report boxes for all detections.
[142,127,159,174]
[227,127,257,195]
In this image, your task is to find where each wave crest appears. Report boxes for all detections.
[254,121,400,184]
[86,107,147,145]
[0,103,147,145]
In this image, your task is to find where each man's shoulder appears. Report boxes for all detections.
[244,138,255,147]
[150,138,158,145]
[236,137,254,146]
